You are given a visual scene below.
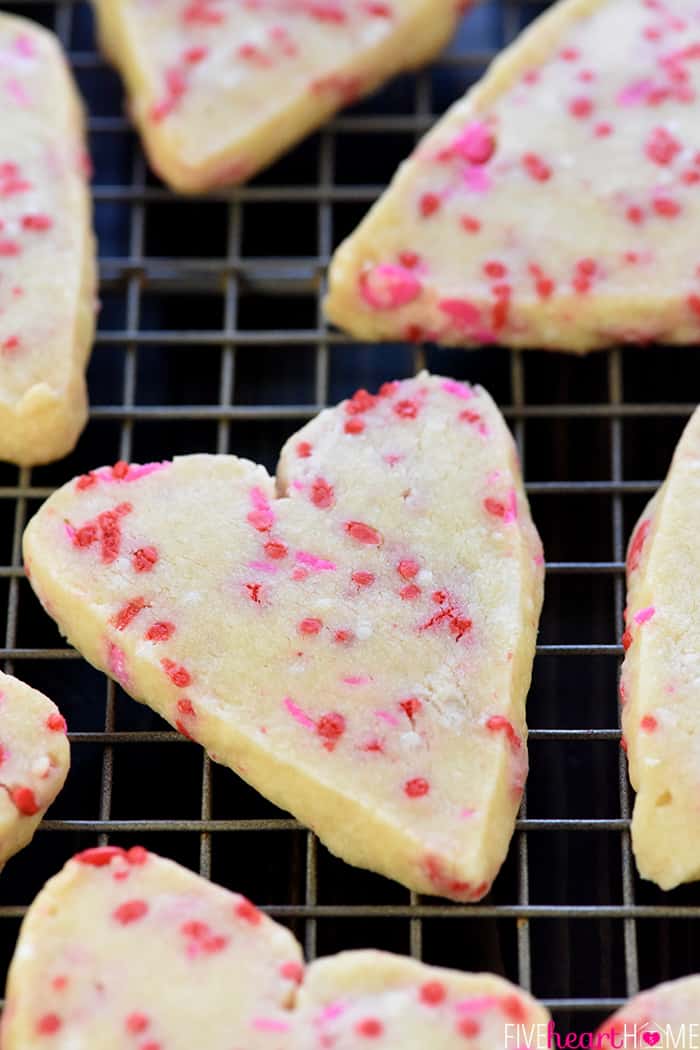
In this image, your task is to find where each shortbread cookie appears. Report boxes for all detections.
[326,0,700,353]
[23,374,544,900]
[91,0,463,193]
[294,950,550,1049]
[0,15,96,465]
[1,846,549,1048]
[621,407,700,890]
[601,975,700,1042]
[0,671,70,870]
[0,846,303,1047]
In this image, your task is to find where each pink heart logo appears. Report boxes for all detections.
[644,1033,661,1046]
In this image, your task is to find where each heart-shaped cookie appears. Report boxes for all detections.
[325,0,700,353]
[600,975,700,1048]
[0,671,70,870]
[91,0,463,193]
[621,406,700,890]
[23,373,543,900]
[1,847,550,1048]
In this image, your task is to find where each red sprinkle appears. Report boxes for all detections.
[126,1013,150,1034]
[112,597,148,631]
[568,96,594,118]
[112,899,149,925]
[345,417,365,435]
[235,898,262,925]
[419,192,441,217]
[310,477,335,509]
[356,1019,384,1038]
[299,617,322,635]
[296,441,312,458]
[397,559,419,579]
[161,659,191,688]
[317,712,346,751]
[522,152,552,182]
[352,570,375,587]
[420,981,447,1005]
[459,1018,482,1038]
[10,785,39,816]
[486,715,522,752]
[133,546,158,573]
[640,714,658,731]
[345,521,382,545]
[177,698,195,717]
[36,1014,62,1036]
[75,846,126,867]
[394,399,419,419]
[145,621,175,643]
[404,777,430,798]
[46,712,67,733]
[264,540,288,560]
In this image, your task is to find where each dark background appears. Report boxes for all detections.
[0,0,698,1035]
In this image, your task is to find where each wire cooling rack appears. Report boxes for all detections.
[1,0,700,1033]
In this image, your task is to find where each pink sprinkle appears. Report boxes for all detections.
[343,675,371,686]
[296,551,337,571]
[450,122,495,165]
[318,1002,346,1023]
[456,996,499,1014]
[617,79,654,106]
[464,166,492,194]
[252,1018,291,1033]
[438,298,481,330]
[247,487,275,532]
[460,807,476,819]
[358,264,421,310]
[248,561,278,574]
[375,709,400,726]
[635,606,656,624]
[503,489,518,524]
[107,643,129,687]
[96,461,168,483]
[441,379,474,400]
[283,698,316,730]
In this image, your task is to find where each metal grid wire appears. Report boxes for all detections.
[1,0,700,1032]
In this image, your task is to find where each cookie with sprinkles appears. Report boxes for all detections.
[600,975,700,1044]
[1,846,549,1048]
[620,406,700,891]
[326,0,700,353]
[1,847,303,1048]
[0,671,70,871]
[90,0,464,194]
[293,950,550,1049]
[22,374,544,901]
[0,15,96,465]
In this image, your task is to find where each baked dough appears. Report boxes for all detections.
[602,975,700,1043]
[0,15,96,465]
[325,0,700,353]
[1,846,303,1048]
[23,374,544,900]
[294,950,550,1049]
[1,846,549,1048]
[91,0,463,193]
[621,406,700,890]
[0,671,70,870]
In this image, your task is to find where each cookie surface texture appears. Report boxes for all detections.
[23,374,544,900]
[621,406,700,890]
[325,0,700,352]
[0,14,95,465]
[91,0,463,192]
[0,670,70,870]
[1,847,549,1049]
